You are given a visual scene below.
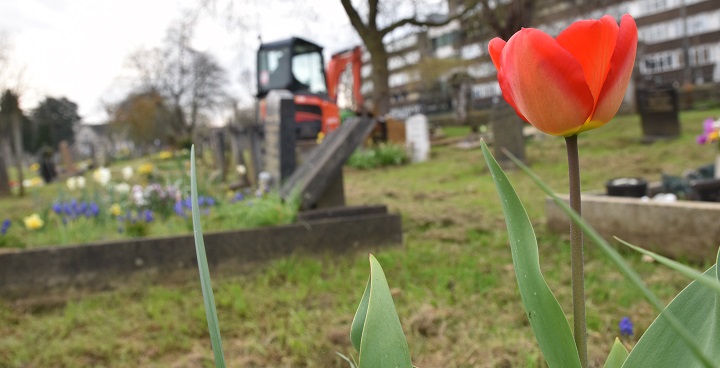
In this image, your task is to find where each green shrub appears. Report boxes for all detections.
[346,144,408,170]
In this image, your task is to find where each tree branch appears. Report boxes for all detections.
[380,6,467,38]
[340,0,369,37]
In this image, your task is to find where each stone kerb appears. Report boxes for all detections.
[0,212,402,299]
[546,194,720,262]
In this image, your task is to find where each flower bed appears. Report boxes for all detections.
[0,152,297,249]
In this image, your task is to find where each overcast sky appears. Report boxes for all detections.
[0,0,360,124]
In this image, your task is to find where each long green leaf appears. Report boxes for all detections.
[500,147,717,368]
[480,141,581,368]
[350,275,371,352]
[615,237,720,295]
[351,254,412,368]
[190,145,226,367]
[602,338,628,368]
[622,265,720,367]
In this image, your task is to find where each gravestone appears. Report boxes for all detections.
[212,130,227,182]
[491,101,526,167]
[264,90,297,189]
[406,114,430,163]
[281,116,376,210]
[636,87,680,142]
[59,141,76,174]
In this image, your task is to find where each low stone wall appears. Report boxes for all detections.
[546,194,720,263]
[0,210,402,298]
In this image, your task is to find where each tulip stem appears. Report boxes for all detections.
[565,134,587,368]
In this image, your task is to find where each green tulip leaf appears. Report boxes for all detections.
[622,265,720,367]
[190,145,226,368]
[602,338,628,368]
[481,141,581,368]
[350,275,371,352]
[499,148,718,368]
[615,237,720,295]
[350,254,412,368]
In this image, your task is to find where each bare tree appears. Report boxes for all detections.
[340,0,471,116]
[1,91,24,196]
[475,0,538,41]
[127,15,227,143]
[0,31,27,197]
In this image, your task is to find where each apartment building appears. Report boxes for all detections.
[364,0,720,120]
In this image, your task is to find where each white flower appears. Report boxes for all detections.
[122,166,134,181]
[66,177,77,191]
[76,176,86,189]
[131,184,147,205]
[115,182,130,194]
[236,165,247,175]
[92,167,111,186]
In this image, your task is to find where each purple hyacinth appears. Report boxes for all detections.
[143,209,154,223]
[1,219,10,235]
[88,202,100,217]
[619,317,633,337]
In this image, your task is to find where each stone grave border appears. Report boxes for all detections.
[546,194,720,263]
[0,206,402,299]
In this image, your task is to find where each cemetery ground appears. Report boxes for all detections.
[1,109,719,367]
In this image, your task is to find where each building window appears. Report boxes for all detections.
[389,72,409,88]
[690,44,714,66]
[640,51,682,74]
[404,51,420,65]
[471,82,501,99]
[461,43,482,60]
[361,65,372,78]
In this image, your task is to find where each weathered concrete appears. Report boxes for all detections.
[546,194,720,263]
[281,116,376,210]
[0,212,402,298]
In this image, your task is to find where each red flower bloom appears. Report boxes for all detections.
[489,14,637,136]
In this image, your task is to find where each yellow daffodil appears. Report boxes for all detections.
[157,150,173,160]
[109,203,122,217]
[138,163,154,175]
[23,214,44,230]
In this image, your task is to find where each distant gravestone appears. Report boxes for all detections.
[212,130,227,181]
[264,90,296,189]
[59,141,76,174]
[491,101,526,167]
[405,114,430,163]
[636,87,680,142]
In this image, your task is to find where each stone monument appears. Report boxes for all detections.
[636,87,680,142]
[491,100,526,167]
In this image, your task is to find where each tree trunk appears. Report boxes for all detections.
[371,48,390,116]
[367,37,390,117]
[11,113,24,196]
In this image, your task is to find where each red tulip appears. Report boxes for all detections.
[489,15,637,136]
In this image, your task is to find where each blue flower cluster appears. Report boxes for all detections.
[173,196,216,218]
[117,209,155,234]
[619,317,633,337]
[51,200,100,220]
[1,219,10,235]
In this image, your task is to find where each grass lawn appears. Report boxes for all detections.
[1,109,719,367]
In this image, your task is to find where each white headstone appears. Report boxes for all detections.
[405,114,430,163]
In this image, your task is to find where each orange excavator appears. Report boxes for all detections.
[256,37,364,140]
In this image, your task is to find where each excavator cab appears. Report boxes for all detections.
[257,37,328,98]
[257,37,339,139]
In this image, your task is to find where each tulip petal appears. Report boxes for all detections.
[490,37,529,122]
[556,15,618,104]
[584,14,637,131]
[488,37,505,71]
[499,28,594,136]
